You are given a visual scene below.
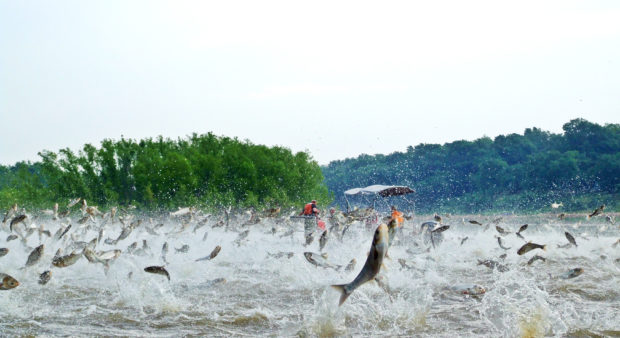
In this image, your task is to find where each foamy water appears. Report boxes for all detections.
[0,212,618,337]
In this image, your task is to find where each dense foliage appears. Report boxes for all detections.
[323,119,620,213]
[0,133,329,211]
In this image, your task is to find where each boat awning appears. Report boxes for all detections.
[344,184,415,197]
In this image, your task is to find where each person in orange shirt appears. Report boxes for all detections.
[390,205,404,227]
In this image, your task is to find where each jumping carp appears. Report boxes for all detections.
[565,231,577,247]
[39,270,52,285]
[319,230,328,251]
[497,237,511,250]
[517,242,546,255]
[195,245,221,262]
[332,223,388,306]
[25,244,44,267]
[588,205,605,218]
[527,255,546,265]
[175,244,190,253]
[560,268,584,279]
[449,284,486,296]
[144,266,170,281]
[10,214,27,231]
[516,224,528,239]
[52,251,82,268]
[304,252,341,271]
[0,273,19,290]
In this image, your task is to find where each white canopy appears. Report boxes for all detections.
[344,184,414,197]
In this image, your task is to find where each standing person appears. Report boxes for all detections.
[390,205,404,227]
[390,205,405,245]
[300,200,319,217]
[300,200,320,237]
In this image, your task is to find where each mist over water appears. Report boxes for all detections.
[0,211,618,337]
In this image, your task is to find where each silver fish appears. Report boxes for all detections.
[67,197,81,208]
[449,284,486,296]
[527,255,546,265]
[432,225,450,233]
[145,226,159,236]
[58,224,72,240]
[565,231,577,247]
[52,251,82,268]
[588,205,604,218]
[115,226,133,243]
[0,272,19,290]
[304,252,341,271]
[517,242,546,255]
[126,242,138,254]
[495,225,510,236]
[497,237,511,250]
[398,258,414,270]
[25,244,45,267]
[195,245,221,262]
[267,251,295,259]
[9,214,27,231]
[560,267,584,279]
[304,232,314,246]
[517,224,528,234]
[175,244,190,253]
[345,258,357,272]
[38,270,52,285]
[387,219,399,248]
[6,234,18,242]
[144,266,170,281]
[477,259,509,272]
[319,230,328,251]
[161,242,169,264]
[2,203,17,224]
[331,223,388,306]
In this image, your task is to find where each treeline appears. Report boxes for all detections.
[0,133,329,210]
[322,119,620,213]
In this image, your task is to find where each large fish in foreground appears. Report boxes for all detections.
[331,223,388,306]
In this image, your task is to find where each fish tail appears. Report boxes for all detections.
[331,284,349,306]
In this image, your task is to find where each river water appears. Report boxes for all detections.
[0,211,618,337]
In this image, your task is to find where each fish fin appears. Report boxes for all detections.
[331,284,349,306]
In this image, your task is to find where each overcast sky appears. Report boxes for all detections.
[1,1,619,166]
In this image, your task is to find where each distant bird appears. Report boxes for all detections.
[551,202,563,209]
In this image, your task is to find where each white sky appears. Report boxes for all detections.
[1,0,619,166]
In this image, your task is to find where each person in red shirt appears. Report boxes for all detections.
[300,200,319,216]
[390,205,404,227]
